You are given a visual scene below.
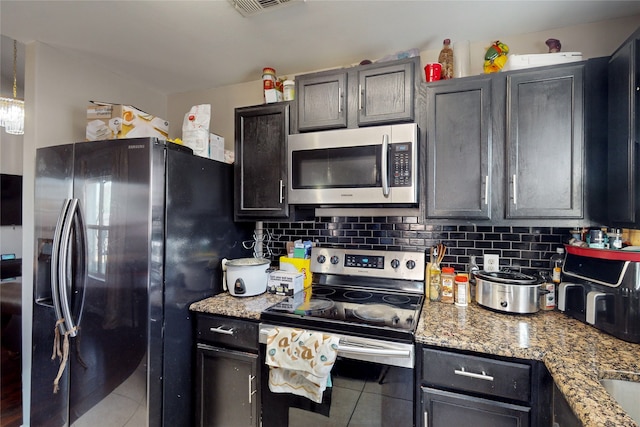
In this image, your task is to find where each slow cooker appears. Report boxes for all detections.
[222,257,270,297]
[474,270,543,314]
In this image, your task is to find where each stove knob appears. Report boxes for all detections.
[500,300,508,308]
[391,259,400,269]
[406,260,416,269]
[317,254,326,264]
[392,315,400,325]
[330,255,340,265]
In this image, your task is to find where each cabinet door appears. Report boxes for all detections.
[425,77,492,219]
[196,344,259,427]
[234,103,289,220]
[421,387,530,427]
[608,38,639,224]
[506,65,584,218]
[297,71,347,131]
[358,61,415,126]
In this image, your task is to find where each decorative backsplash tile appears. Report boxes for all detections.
[262,216,570,276]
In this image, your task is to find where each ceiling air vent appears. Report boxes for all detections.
[229,0,301,17]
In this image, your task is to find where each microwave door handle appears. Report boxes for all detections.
[381,134,390,197]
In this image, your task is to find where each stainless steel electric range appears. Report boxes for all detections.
[259,247,425,427]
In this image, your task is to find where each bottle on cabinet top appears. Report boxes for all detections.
[438,39,454,80]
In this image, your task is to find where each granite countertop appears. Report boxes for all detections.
[416,299,640,427]
[190,292,286,320]
[190,293,640,427]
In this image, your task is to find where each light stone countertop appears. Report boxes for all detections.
[416,299,640,427]
[190,293,640,427]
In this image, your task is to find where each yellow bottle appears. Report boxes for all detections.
[429,263,441,302]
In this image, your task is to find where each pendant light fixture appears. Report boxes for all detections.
[0,40,25,135]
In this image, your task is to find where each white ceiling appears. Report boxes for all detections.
[2,0,640,95]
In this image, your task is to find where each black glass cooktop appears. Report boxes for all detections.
[261,284,424,342]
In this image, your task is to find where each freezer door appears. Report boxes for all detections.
[32,144,75,426]
[32,139,156,426]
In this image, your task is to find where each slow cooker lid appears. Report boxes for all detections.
[475,270,538,284]
[225,257,270,267]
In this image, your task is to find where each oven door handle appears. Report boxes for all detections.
[338,344,411,359]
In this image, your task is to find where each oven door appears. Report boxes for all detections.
[287,123,418,205]
[259,324,416,427]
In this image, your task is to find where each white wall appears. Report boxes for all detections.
[20,40,168,426]
[167,14,640,148]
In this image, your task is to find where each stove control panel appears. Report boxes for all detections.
[344,254,385,269]
[311,247,425,281]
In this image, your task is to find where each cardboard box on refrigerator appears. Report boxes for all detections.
[279,256,312,289]
[86,102,169,141]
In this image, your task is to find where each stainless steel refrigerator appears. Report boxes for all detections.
[31,137,252,426]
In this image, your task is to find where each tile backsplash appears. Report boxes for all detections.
[262,216,570,276]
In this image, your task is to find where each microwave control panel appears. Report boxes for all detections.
[390,142,412,186]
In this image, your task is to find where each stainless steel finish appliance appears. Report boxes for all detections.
[31,138,251,426]
[557,245,640,343]
[260,247,424,426]
[474,270,543,314]
[287,123,418,205]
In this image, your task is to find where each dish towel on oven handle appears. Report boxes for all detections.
[265,326,340,403]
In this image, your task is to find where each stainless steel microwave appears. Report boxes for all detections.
[288,123,418,205]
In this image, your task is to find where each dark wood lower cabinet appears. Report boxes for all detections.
[196,344,259,427]
[421,387,530,427]
[417,345,552,427]
[195,314,260,427]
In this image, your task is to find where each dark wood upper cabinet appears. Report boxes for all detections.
[234,102,290,221]
[357,60,415,126]
[296,71,347,131]
[425,76,492,219]
[505,65,585,219]
[608,30,640,225]
[422,58,608,224]
[296,57,418,132]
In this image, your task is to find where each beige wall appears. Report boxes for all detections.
[167,14,640,149]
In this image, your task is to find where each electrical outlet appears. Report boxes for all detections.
[484,254,500,272]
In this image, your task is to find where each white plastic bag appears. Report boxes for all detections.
[182,104,211,157]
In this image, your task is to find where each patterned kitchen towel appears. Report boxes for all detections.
[265,327,339,403]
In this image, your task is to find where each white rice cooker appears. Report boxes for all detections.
[221,257,270,297]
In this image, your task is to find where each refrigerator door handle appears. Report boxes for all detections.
[58,198,86,338]
[51,199,72,335]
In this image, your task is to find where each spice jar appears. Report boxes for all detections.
[454,275,470,306]
[283,80,295,101]
[440,267,455,303]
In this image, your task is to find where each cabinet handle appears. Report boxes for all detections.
[338,88,343,113]
[248,374,257,403]
[512,174,517,205]
[424,410,428,427]
[454,367,494,381]
[279,179,284,204]
[209,326,235,336]
[358,84,363,111]
[483,175,489,205]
